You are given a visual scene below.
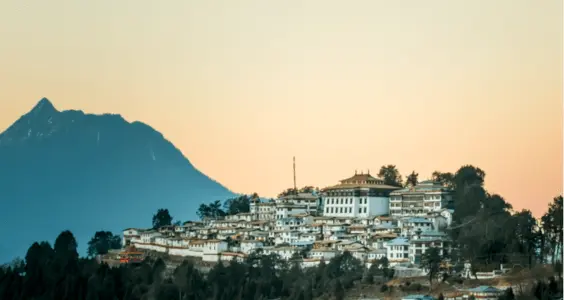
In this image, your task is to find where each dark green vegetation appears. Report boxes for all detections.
[379,164,562,276]
[196,194,259,220]
[0,230,395,300]
[87,231,122,257]
[434,166,563,273]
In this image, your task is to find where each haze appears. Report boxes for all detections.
[0,0,561,217]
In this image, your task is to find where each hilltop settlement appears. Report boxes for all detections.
[2,165,562,300]
[120,172,455,272]
[97,166,561,300]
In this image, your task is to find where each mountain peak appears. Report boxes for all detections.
[30,97,58,115]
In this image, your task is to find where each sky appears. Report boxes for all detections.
[0,0,561,217]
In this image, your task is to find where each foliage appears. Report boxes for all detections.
[421,247,442,286]
[278,186,320,197]
[223,195,252,215]
[405,171,419,187]
[0,236,383,300]
[196,200,226,220]
[152,208,173,229]
[87,231,122,257]
[541,195,563,265]
[378,165,403,187]
[431,171,454,189]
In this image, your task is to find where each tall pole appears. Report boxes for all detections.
[293,156,297,193]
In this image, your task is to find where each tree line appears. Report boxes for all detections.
[0,229,561,300]
[0,229,397,300]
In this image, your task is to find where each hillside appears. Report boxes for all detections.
[0,98,235,262]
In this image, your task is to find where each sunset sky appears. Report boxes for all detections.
[0,0,561,217]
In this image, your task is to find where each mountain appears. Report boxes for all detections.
[0,98,235,263]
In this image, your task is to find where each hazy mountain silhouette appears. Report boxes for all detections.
[0,98,235,262]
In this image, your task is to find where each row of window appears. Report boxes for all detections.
[389,253,409,259]
[325,198,369,205]
[391,195,444,201]
[389,245,409,251]
[325,207,368,214]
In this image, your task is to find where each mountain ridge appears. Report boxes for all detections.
[0,98,236,263]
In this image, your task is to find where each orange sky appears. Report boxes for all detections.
[0,0,561,217]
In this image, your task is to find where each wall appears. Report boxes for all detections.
[368,196,389,216]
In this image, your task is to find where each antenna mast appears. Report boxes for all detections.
[293,156,297,193]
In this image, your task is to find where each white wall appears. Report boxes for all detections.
[367,196,389,217]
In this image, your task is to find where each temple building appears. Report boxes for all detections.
[389,180,454,217]
[321,171,400,218]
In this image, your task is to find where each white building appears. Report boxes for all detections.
[310,248,338,260]
[122,228,143,246]
[277,192,320,215]
[399,217,435,238]
[225,213,254,222]
[240,240,264,254]
[321,172,400,218]
[389,180,454,217]
[275,202,309,220]
[250,200,276,221]
[385,237,410,265]
[408,231,449,265]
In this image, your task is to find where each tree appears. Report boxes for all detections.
[333,279,345,300]
[54,230,79,262]
[421,247,442,287]
[361,268,373,284]
[152,208,173,229]
[299,186,315,193]
[278,188,298,197]
[197,203,211,220]
[209,200,225,219]
[405,171,419,187]
[223,195,251,215]
[542,195,563,265]
[378,165,403,187]
[87,231,122,257]
[431,171,454,189]
[499,287,515,300]
[510,210,538,267]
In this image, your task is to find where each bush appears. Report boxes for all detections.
[401,282,422,292]
[452,276,464,284]
[380,284,388,292]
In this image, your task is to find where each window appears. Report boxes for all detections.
[359,208,362,214]
[340,207,343,213]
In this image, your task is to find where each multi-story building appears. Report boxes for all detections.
[398,217,435,237]
[389,180,454,217]
[275,202,310,220]
[385,237,410,265]
[250,200,276,220]
[321,172,400,218]
[408,231,449,265]
[276,192,320,215]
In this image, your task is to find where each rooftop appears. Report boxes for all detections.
[467,286,502,293]
[391,181,451,195]
[322,172,401,191]
[386,237,410,246]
